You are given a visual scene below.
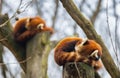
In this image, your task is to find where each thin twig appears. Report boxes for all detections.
[0,0,23,27]
[0,0,2,13]
[79,0,86,10]
[85,1,93,12]
[0,38,7,42]
[20,0,32,13]
[73,0,86,36]
[0,0,32,27]
[52,0,59,28]
[90,0,102,24]
[0,56,31,66]
[113,0,120,69]
[0,34,9,42]
[34,0,42,15]
[106,0,118,68]
[74,62,81,78]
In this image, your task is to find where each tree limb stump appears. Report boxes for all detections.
[63,62,95,78]
[26,32,51,78]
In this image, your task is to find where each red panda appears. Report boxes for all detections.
[13,16,53,45]
[54,37,102,70]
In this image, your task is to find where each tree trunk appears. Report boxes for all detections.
[63,62,95,78]
[26,32,51,78]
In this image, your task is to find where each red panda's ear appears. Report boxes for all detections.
[81,38,88,46]
[25,18,32,29]
[26,18,32,23]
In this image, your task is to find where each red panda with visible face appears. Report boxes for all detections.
[54,37,103,70]
[13,16,53,45]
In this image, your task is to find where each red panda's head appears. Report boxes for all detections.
[75,38,102,69]
[25,16,53,33]
[75,38,102,59]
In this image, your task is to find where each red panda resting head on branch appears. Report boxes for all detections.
[54,37,103,70]
[13,16,53,44]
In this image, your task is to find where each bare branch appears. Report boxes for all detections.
[0,0,2,13]
[19,0,32,13]
[106,0,119,68]
[112,0,120,67]
[0,0,22,28]
[73,0,86,36]
[0,0,32,28]
[0,56,31,66]
[34,0,42,15]
[0,14,26,72]
[90,0,102,24]
[0,43,7,78]
[52,0,59,28]
[79,0,86,10]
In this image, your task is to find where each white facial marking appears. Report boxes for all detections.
[90,50,99,58]
[37,23,44,29]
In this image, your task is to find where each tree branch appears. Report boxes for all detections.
[0,14,26,72]
[60,0,120,78]
[90,0,102,24]
[0,43,7,78]
[34,0,42,15]
[0,0,2,13]
[52,0,59,28]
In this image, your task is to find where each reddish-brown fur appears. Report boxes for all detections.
[54,37,102,70]
[13,16,53,44]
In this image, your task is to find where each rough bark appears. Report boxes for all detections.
[0,14,26,72]
[63,62,95,78]
[26,32,52,78]
[60,0,120,78]
[0,0,2,13]
[0,43,7,78]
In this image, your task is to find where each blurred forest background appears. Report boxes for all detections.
[0,0,120,78]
